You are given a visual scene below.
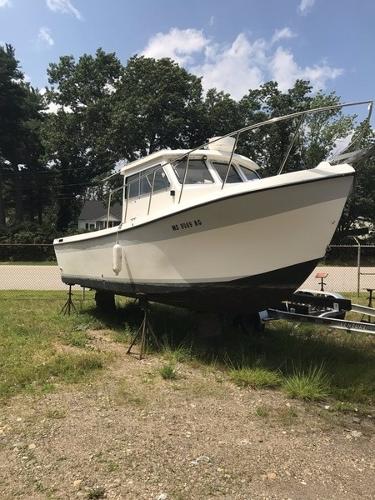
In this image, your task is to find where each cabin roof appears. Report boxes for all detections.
[120,149,260,175]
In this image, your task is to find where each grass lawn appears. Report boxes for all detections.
[0,291,116,401]
[0,290,374,412]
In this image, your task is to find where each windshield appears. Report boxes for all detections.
[212,162,242,183]
[173,159,214,184]
[238,165,260,181]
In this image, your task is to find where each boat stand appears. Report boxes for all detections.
[127,296,160,359]
[60,285,77,316]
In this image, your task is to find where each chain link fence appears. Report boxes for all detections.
[0,243,374,296]
[300,245,375,295]
[0,244,60,291]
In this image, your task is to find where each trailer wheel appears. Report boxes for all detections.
[95,290,116,313]
[237,313,265,335]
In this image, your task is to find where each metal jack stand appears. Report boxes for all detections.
[60,285,77,315]
[315,272,328,292]
[127,296,160,359]
[363,288,375,323]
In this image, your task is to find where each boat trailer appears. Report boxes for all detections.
[264,289,375,335]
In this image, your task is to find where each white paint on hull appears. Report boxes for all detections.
[55,167,354,290]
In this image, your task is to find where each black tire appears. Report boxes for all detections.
[95,290,116,313]
[238,313,265,335]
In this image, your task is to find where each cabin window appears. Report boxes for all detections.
[126,172,140,199]
[140,165,169,196]
[126,165,170,199]
[238,165,260,181]
[173,159,214,184]
[213,162,242,183]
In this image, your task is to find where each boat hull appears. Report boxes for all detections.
[54,170,353,313]
[65,259,319,313]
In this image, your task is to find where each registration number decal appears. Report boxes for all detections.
[171,219,202,231]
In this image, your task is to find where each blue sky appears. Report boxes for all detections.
[0,0,374,121]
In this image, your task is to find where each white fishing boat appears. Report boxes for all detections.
[53,101,373,314]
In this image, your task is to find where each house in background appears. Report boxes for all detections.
[78,200,122,231]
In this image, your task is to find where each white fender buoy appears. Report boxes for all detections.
[112,243,122,275]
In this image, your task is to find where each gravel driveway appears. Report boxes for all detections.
[0,331,374,499]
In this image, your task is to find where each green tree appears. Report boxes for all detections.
[111,56,205,160]
[302,91,355,168]
[237,80,313,173]
[237,81,355,179]
[43,48,123,231]
[203,89,243,138]
[335,120,375,239]
[0,44,45,226]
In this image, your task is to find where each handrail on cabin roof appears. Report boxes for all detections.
[104,99,374,225]
[102,99,373,186]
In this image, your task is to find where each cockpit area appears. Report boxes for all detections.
[118,137,261,224]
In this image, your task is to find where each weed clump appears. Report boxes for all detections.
[255,405,270,417]
[87,486,106,499]
[283,365,329,401]
[159,363,177,380]
[64,330,88,348]
[162,342,192,363]
[229,367,282,389]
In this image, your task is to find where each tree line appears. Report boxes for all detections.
[0,44,374,244]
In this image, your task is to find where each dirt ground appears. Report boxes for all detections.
[0,330,374,500]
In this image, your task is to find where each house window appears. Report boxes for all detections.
[173,159,214,184]
[85,223,89,230]
[89,223,95,230]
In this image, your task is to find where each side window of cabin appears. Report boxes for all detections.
[239,165,260,181]
[126,172,140,199]
[126,165,170,199]
[213,162,242,183]
[152,167,170,192]
[140,165,169,196]
[173,159,214,184]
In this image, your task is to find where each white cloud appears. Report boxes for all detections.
[298,0,315,15]
[38,27,54,47]
[0,0,11,7]
[271,27,296,44]
[270,47,343,91]
[46,0,82,20]
[40,88,72,114]
[142,28,208,65]
[192,34,265,99]
[141,28,343,99]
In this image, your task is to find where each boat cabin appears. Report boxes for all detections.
[119,137,261,224]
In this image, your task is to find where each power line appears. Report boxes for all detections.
[2,166,117,176]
